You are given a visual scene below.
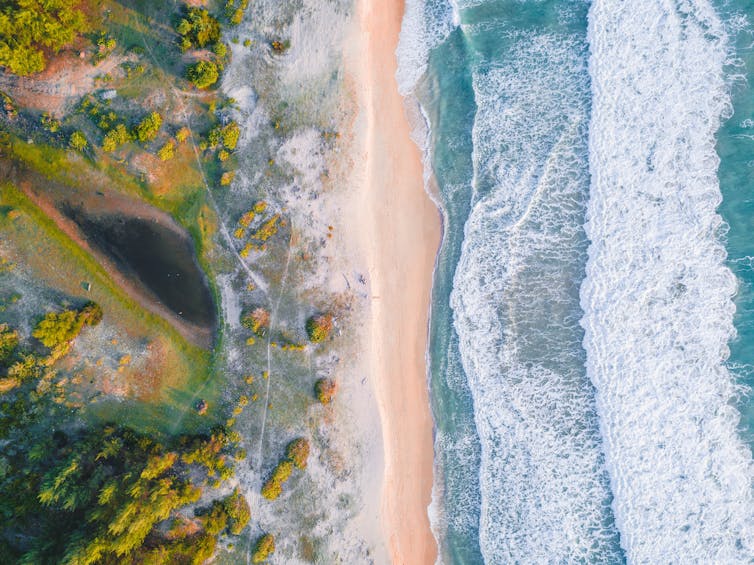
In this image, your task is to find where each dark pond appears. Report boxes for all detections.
[64,208,215,329]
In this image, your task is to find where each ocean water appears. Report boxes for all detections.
[399,0,754,562]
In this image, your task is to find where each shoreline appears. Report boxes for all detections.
[349,0,441,562]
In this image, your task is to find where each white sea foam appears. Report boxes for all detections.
[582,0,754,560]
[451,29,622,562]
[396,0,458,95]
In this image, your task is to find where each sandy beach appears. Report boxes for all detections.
[348,0,441,562]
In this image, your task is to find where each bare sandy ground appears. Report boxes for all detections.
[345,0,441,562]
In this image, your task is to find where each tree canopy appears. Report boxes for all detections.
[187,60,219,89]
[0,0,88,76]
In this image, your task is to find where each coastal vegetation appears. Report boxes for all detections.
[253,533,275,563]
[187,60,220,90]
[0,312,248,563]
[0,0,346,560]
[306,313,334,343]
[315,378,337,404]
[261,438,311,500]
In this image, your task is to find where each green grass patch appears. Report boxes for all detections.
[0,182,218,435]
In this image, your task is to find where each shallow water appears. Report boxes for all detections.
[400,0,754,562]
[65,209,215,329]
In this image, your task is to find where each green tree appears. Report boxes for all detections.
[102,123,131,152]
[306,313,334,343]
[134,112,162,143]
[223,489,250,535]
[285,438,310,470]
[187,60,219,89]
[221,121,240,150]
[0,0,88,76]
[252,534,275,564]
[314,378,337,404]
[176,8,221,49]
[157,140,175,161]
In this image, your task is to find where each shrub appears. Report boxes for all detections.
[260,479,281,501]
[69,131,88,151]
[221,121,240,150]
[0,324,19,363]
[187,61,219,89]
[223,489,250,535]
[250,214,280,242]
[199,501,228,535]
[176,127,191,143]
[285,438,310,470]
[33,310,84,349]
[220,171,235,186]
[135,112,163,143]
[102,123,131,152]
[306,314,333,343]
[270,460,293,484]
[252,534,275,563]
[314,378,337,405]
[80,302,103,326]
[158,140,175,161]
[32,303,102,351]
[213,42,228,58]
[230,9,244,25]
[270,40,290,53]
[241,308,270,336]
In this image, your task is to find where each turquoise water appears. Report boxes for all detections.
[718,0,754,448]
[400,0,754,562]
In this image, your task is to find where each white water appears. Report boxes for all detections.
[451,29,623,562]
[582,0,754,561]
[395,0,458,95]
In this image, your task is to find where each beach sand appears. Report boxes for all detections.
[346,0,441,562]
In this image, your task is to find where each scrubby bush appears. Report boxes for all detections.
[102,123,131,152]
[270,40,290,53]
[261,479,282,500]
[33,310,83,349]
[250,214,280,242]
[221,121,240,150]
[187,60,219,89]
[0,0,88,76]
[80,301,103,326]
[224,489,250,535]
[261,460,293,501]
[69,131,88,151]
[176,127,191,143]
[285,438,310,470]
[241,308,269,336]
[220,171,235,186]
[199,501,229,535]
[306,314,333,343]
[314,378,337,405]
[135,112,163,143]
[158,140,175,161]
[213,41,228,58]
[0,324,19,363]
[252,534,275,563]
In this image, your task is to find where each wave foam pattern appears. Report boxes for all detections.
[451,28,623,563]
[396,0,458,95]
[582,1,754,561]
